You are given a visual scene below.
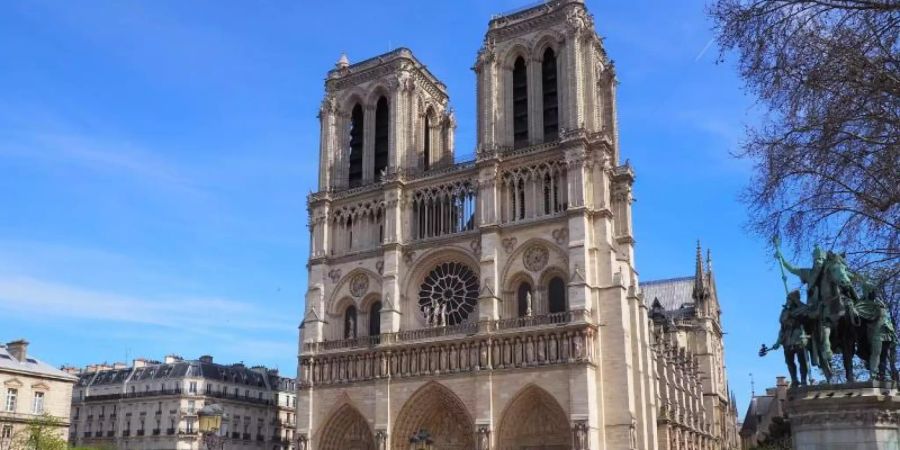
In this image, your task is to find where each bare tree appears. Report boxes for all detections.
[709,1,899,284]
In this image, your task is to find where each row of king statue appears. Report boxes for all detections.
[762,242,896,385]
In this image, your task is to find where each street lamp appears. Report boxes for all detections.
[198,404,227,450]
[409,429,434,450]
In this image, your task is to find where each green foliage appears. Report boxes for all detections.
[1,414,68,450]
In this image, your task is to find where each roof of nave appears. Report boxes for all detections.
[76,358,278,390]
[0,344,77,381]
[642,276,695,312]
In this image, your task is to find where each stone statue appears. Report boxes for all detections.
[346,314,356,339]
[439,302,448,326]
[525,291,533,317]
[425,303,434,327]
[760,290,810,386]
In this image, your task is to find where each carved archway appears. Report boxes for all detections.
[496,385,570,450]
[392,382,475,450]
[318,404,375,450]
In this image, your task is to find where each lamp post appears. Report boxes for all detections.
[198,404,227,450]
[409,429,434,450]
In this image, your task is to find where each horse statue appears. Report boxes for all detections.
[773,243,897,383]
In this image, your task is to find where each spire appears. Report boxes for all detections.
[706,248,713,275]
[692,240,707,301]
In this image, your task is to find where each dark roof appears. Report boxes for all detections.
[643,276,694,310]
[79,359,272,389]
[739,396,774,436]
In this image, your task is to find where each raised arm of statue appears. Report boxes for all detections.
[779,256,804,278]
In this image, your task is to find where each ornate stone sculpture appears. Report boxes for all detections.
[349,273,369,298]
[374,430,387,450]
[523,244,549,272]
[476,425,491,450]
[573,420,589,450]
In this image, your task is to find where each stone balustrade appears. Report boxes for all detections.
[299,313,596,387]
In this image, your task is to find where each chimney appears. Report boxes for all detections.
[776,376,787,387]
[133,358,149,368]
[164,354,183,364]
[6,340,29,362]
[199,355,213,364]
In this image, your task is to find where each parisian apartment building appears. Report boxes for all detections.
[68,354,296,450]
[0,340,78,448]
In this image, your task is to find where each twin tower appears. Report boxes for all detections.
[314,0,617,193]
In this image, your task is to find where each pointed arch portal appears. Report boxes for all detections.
[318,404,375,450]
[496,385,570,450]
[392,382,475,450]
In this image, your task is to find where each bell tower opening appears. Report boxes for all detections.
[512,57,529,147]
[373,96,389,181]
[541,47,559,141]
[348,104,364,188]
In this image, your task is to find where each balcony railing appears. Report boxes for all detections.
[300,314,596,388]
[123,430,130,437]
[166,428,175,435]
[106,431,114,437]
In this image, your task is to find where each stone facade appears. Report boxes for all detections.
[69,355,296,450]
[0,340,77,449]
[297,1,738,449]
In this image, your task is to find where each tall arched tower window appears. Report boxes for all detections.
[348,104,364,188]
[374,96,389,181]
[548,277,566,313]
[344,305,357,339]
[369,301,382,336]
[541,48,559,141]
[512,57,529,147]
[423,111,432,171]
[517,282,532,317]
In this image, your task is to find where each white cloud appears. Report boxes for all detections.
[0,275,295,335]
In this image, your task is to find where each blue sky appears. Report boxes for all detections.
[1,0,795,413]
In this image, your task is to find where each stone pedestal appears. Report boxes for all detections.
[786,381,900,450]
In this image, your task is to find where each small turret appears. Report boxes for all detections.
[335,53,349,69]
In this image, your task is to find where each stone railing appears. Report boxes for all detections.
[303,310,588,354]
[493,311,574,330]
[299,320,596,387]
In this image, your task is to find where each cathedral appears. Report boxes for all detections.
[296,1,739,449]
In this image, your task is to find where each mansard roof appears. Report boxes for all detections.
[76,358,281,390]
[0,344,77,381]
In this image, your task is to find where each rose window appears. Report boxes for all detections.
[418,262,479,325]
